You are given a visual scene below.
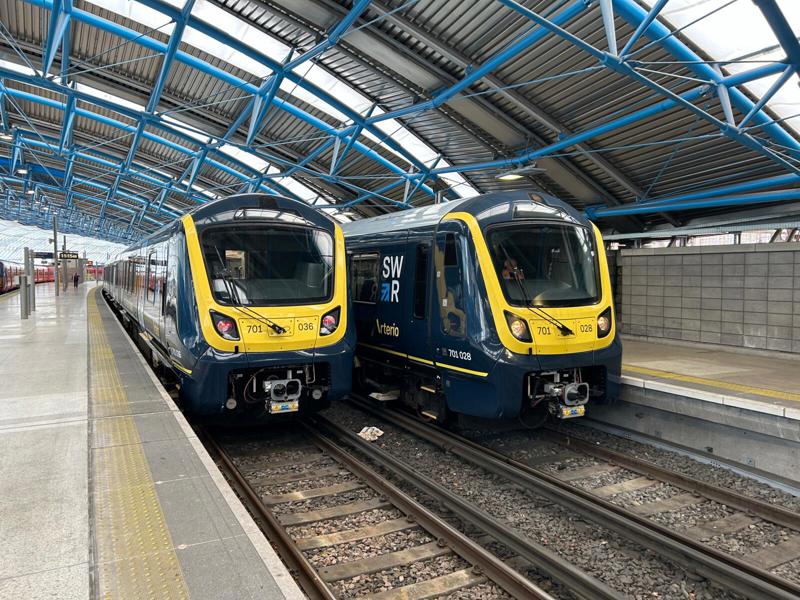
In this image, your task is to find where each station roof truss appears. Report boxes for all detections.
[0,0,798,244]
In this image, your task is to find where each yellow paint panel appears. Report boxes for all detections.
[624,364,800,403]
[442,212,616,356]
[182,214,348,353]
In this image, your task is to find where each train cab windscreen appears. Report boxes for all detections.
[201,225,334,305]
[488,224,599,307]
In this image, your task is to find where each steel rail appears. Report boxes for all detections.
[542,427,800,532]
[199,428,335,600]
[312,415,620,600]
[348,397,800,600]
[301,421,555,600]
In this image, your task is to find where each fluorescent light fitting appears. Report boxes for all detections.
[495,163,546,181]
[17,168,28,175]
[0,132,12,141]
[26,189,35,195]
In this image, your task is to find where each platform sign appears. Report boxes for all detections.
[34,251,54,259]
[59,251,79,260]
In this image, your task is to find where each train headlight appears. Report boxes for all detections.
[211,311,239,341]
[504,311,532,342]
[597,307,612,338]
[320,307,340,336]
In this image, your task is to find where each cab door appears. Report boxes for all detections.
[432,221,473,369]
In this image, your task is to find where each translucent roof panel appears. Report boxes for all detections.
[0,220,125,265]
[643,0,800,134]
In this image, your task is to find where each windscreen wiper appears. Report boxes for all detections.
[213,247,286,335]
[499,246,574,336]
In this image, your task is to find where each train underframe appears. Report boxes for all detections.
[356,346,620,428]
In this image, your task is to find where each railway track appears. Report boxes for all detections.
[202,423,559,600]
[346,395,800,600]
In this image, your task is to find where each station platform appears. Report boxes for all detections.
[0,283,304,599]
[591,335,800,484]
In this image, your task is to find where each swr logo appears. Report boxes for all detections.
[380,255,403,303]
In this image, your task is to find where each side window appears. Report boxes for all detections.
[412,244,429,320]
[439,233,466,337]
[351,254,379,304]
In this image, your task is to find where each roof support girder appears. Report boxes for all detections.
[20,0,436,199]
[497,0,800,175]
[753,0,800,73]
[363,1,584,127]
[426,0,800,183]
[42,0,71,75]
[612,0,800,158]
[588,189,800,217]
[587,173,800,218]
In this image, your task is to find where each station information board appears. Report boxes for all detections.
[59,251,79,260]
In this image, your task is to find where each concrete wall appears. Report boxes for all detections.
[614,243,800,353]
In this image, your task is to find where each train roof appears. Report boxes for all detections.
[117,193,336,255]
[341,190,589,238]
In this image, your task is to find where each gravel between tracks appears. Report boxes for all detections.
[772,557,800,584]
[305,528,433,567]
[325,404,743,600]
[331,554,470,598]
[547,423,800,512]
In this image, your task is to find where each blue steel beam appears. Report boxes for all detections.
[619,0,667,57]
[330,104,376,176]
[425,0,800,180]
[587,189,800,217]
[42,0,71,75]
[427,85,710,176]
[58,92,75,154]
[363,1,585,126]
[753,0,800,73]
[0,79,8,129]
[587,173,800,218]
[122,0,196,176]
[498,0,800,175]
[0,84,296,203]
[739,66,795,129]
[612,0,800,159]
[283,0,372,71]
[25,0,436,198]
[133,0,432,178]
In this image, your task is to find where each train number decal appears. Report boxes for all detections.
[246,323,264,334]
[442,348,471,361]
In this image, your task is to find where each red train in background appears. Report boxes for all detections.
[0,261,55,293]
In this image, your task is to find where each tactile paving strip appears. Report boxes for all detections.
[88,289,189,599]
[624,363,800,403]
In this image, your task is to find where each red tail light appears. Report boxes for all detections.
[211,311,239,341]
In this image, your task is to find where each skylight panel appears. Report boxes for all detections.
[642,0,800,135]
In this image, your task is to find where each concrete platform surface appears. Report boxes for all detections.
[0,283,304,599]
[621,336,800,420]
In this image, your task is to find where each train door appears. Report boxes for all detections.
[433,221,472,367]
[163,235,180,351]
[157,242,169,344]
[404,238,433,364]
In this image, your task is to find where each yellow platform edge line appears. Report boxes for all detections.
[623,363,800,403]
[87,288,190,600]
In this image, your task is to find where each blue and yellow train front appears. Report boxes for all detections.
[178,211,354,418]
[436,208,621,424]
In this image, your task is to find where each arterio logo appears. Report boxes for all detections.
[380,255,403,303]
